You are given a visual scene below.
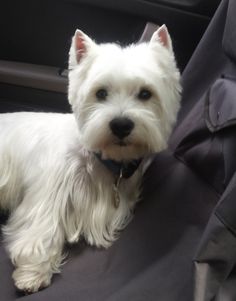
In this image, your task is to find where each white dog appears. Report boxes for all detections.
[0,25,181,293]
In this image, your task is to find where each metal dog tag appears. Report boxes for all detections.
[113,169,123,208]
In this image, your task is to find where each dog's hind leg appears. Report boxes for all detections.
[0,151,23,210]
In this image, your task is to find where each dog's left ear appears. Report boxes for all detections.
[150,25,173,52]
[69,29,97,69]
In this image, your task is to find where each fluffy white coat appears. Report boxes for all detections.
[0,25,181,292]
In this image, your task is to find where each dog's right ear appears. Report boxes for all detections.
[69,30,97,69]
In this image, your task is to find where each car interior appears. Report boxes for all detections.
[1,0,236,300]
[0,0,220,114]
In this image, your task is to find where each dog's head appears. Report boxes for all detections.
[68,26,181,161]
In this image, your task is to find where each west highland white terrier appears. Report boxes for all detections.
[0,25,181,293]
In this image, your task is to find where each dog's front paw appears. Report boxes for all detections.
[13,267,52,293]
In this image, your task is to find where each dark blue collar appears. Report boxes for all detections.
[95,153,142,179]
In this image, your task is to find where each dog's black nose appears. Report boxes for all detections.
[109,117,134,139]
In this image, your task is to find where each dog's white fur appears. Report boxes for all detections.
[0,25,181,292]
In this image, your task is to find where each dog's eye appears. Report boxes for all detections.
[96,89,108,101]
[137,89,152,101]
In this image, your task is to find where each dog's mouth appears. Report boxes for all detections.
[115,140,128,147]
[98,138,149,161]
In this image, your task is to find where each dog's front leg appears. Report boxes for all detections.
[3,195,65,293]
